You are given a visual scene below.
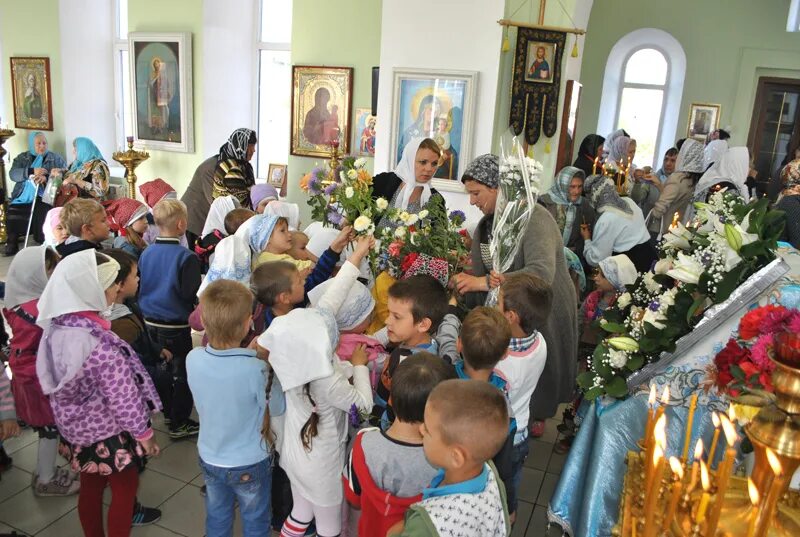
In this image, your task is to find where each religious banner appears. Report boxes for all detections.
[509,27,566,145]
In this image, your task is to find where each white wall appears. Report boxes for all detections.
[58,0,116,160]
[375,0,505,230]
[201,0,257,156]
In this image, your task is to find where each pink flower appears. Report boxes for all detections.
[81,461,98,473]
[387,241,403,258]
[750,334,777,373]
[98,463,113,476]
[788,312,800,334]
[759,305,793,335]
[114,450,132,471]
[95,442,110,459]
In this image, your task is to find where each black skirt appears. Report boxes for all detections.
[60,431,147,475]
[6,197,51,242]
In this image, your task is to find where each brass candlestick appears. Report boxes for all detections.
[0,128,16,244]
[112,138,150,199]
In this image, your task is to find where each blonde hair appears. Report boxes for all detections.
[153,198,187,230]
[199,280,253,347]
[61,198,104,237]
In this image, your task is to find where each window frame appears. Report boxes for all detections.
[112,0,130,147]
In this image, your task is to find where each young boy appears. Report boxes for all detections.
[497,273,551,516]
[389,379,511,536]
[138,198,202,439]
[375,276,449,415]
[56,198,110,257]
[187,279,276,535]
[344,353,455,536]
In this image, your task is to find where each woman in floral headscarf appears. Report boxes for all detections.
[776,159,800,248]
[539,166,595,267]
[648,138,706,235]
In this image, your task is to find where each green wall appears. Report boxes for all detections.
[286,0,383,225]
[0,0,66,165]
[577,0,800,153]
[127,0,204,194]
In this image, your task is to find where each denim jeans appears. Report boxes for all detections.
[509,436,530,513]
[200,457,272,537]
[144,324,193,427]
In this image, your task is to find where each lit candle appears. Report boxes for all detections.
[643,445,665,537]
[646,415,667,494]
[662,457,684,532]
[643,385,657,451]
[753,449,786,537]
[686,439,704,494]
[705,415,738,536]
[592,156,599,175]
[681,393,698,462]
[728,403,736,423]
[746,478,759,537]
[695,461,711,524]
[708,412,721,468]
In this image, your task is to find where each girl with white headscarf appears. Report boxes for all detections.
[2,246,75,496]
[201,195,240,238]
[649,138,706,235]
[264,199,301,230]
[372,137,447,230]
[35,250,161,536]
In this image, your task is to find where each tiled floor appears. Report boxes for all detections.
[0,251,569,536]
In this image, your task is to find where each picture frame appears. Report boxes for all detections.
[524,42,558,85]
[353,108,376,157]
[556,80,582,172]
[128,32,194,153]
[389,68,478,192]
[291,65,353,158]
[10,57,54,130]
[267,163,287,191]
[686,102,721,142]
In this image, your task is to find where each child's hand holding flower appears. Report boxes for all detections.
[330,225,355,253]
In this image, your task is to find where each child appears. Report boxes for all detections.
[581,254,637,349]
[250,183,279,214]
[56,198,110,257]
[344,352,455,536]
[2,245,80,496]
[42,207,68,248]
[254,216,313,271]
[138,198,202,439]
[193,197,248,271]
[188,279,279,535]
[287,231,315,263]
[496,273,552,516]
[388,379,510,536]
[108,197,150,259]
[264,200,301,231]
[259,237,374,537]
[36,250,162,537]
[139,178,189,248]
[225,208,256,235]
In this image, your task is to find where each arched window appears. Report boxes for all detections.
[597,29,686,169]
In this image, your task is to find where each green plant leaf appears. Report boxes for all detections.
[731,364,745,381]
[605,376,629,398]
[584,386,604,401]
[626,354,644,371]
[577,371,594,389]
[600,322,627,333]
[687,294,706,324]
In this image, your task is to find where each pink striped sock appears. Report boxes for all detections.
[280,515,311,537]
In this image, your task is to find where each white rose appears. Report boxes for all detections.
[643,273,661,294]
[376,197,389,211]
[406,214,419,226]
[354,157,366,168]
[395,226,407,239]
[345,186,354,199]
[617,293,632,309]
[654,258,674,275]
[353,215,371,233]
[608,349,628,369]
[339,171,347,182]
[399,211,410,223]
[347,169,358,180]
[418,209,429,219]
[642,309,667,330]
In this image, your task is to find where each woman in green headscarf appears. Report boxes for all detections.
[61,137,110,200]
[6,132,67,255]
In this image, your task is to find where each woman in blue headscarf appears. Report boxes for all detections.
[61,137,110,200]
[6,132,67,255]
[539,166,595,268]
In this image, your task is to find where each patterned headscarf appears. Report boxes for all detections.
[703,139,728,170]
[606,136,632,165]
[548,166,586,206]
[675,139,705,174]
[218,128,256,162]
[248,213,280,253]
[599,254,638,292]
[583,175,633,217]
[461,154,499,188]
[782,159,800,190]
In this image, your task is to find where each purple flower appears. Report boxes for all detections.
[718,214,727,223]
[348,404,360,427]
[324,183,337,195]
[327,210,344,227]
[449,210,466,224]
[308,176,322,195]
[648,300,660,312]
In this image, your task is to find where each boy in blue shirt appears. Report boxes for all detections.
[187,279,281,536]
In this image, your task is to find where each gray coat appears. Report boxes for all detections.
[9,151,68,200]
[467,204,578,419]
[182,155,217,237]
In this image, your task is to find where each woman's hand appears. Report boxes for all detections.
[140,436,160,457]
[488,270,505,289]
[330,225,355,253]
[452,273,488,294]
[349,344,369,367]
[348,234,375,267]
[580,223,592,241]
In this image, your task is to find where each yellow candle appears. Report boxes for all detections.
[643,385,657,452]
[753,449,786,537]
[695,461,711,524]
[681,393,698,462]
[622,489,632,537]
[631,517,637,537]
[592,156,599,175]
[685,439,704,494]
[708,412,721,468]
[662,457,684,532]
[746,478,759,537]
[645,415,667,494]
[705,415,738,536]
[643,446,665,537]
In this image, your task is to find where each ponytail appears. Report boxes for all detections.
[300,384,320,451]
[260,366,275,450]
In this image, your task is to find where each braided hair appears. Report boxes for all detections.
[260,366,276,450]
[300,383,320,451]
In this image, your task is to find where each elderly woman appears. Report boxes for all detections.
[581,175,655,272]
[539,166,595,267]
[61,137,110,200]
[183,128,257,243]
[6,132,67,255]
[372,137,446,230]
[776,160,800,248]
[452,154,578,433]
[648,138,705,235]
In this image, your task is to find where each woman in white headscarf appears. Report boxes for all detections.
[648,138,706,235]
[371,137,447,231]
[703,139,728,171]
[692,147,750,204]
[200,195,240,238]
[264,200,301,230]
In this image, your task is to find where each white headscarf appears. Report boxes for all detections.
[198,215,258,295]
[675,139,706,174]
[4,245,52,309]
[264,200,300,230]
[394,137,432,210]
[703,140,728,171]
[36,250,119,329]
[42,208,63,248]
[695,147,751,202]
[305,221,341,263]
[308,279,375,331]
[202,195,240,237]
[598,254,638,292]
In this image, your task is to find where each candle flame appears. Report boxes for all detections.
[669,456,684,479]
[728,404,736,422]
[747,478,759,506]
[660,386,671,405]
[720,415,737,447]
[700,460,710,491]
[655,415,667,449]
[653,445,664,464]
[694,438,704,460]
[711,412,720,428]
[648,385,656,405]
[766,448,783,476]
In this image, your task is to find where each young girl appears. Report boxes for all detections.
[42,207,68,248]
[250,183,279,214]
[108,198,150,259]
[264,200,301,230]
[138,178,189,248]
[2,246,78,496]
[194,195,240,270]
[255,216,314,271]
[580,254,637,347]
[259,236,374,537]
[36,250,162,537]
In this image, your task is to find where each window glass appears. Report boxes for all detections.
[617,87,664,168]
[261,0,292,43]
[624,48,667,85]
[256,50,292,177]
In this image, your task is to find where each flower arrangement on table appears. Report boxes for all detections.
[578,190,786,400]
